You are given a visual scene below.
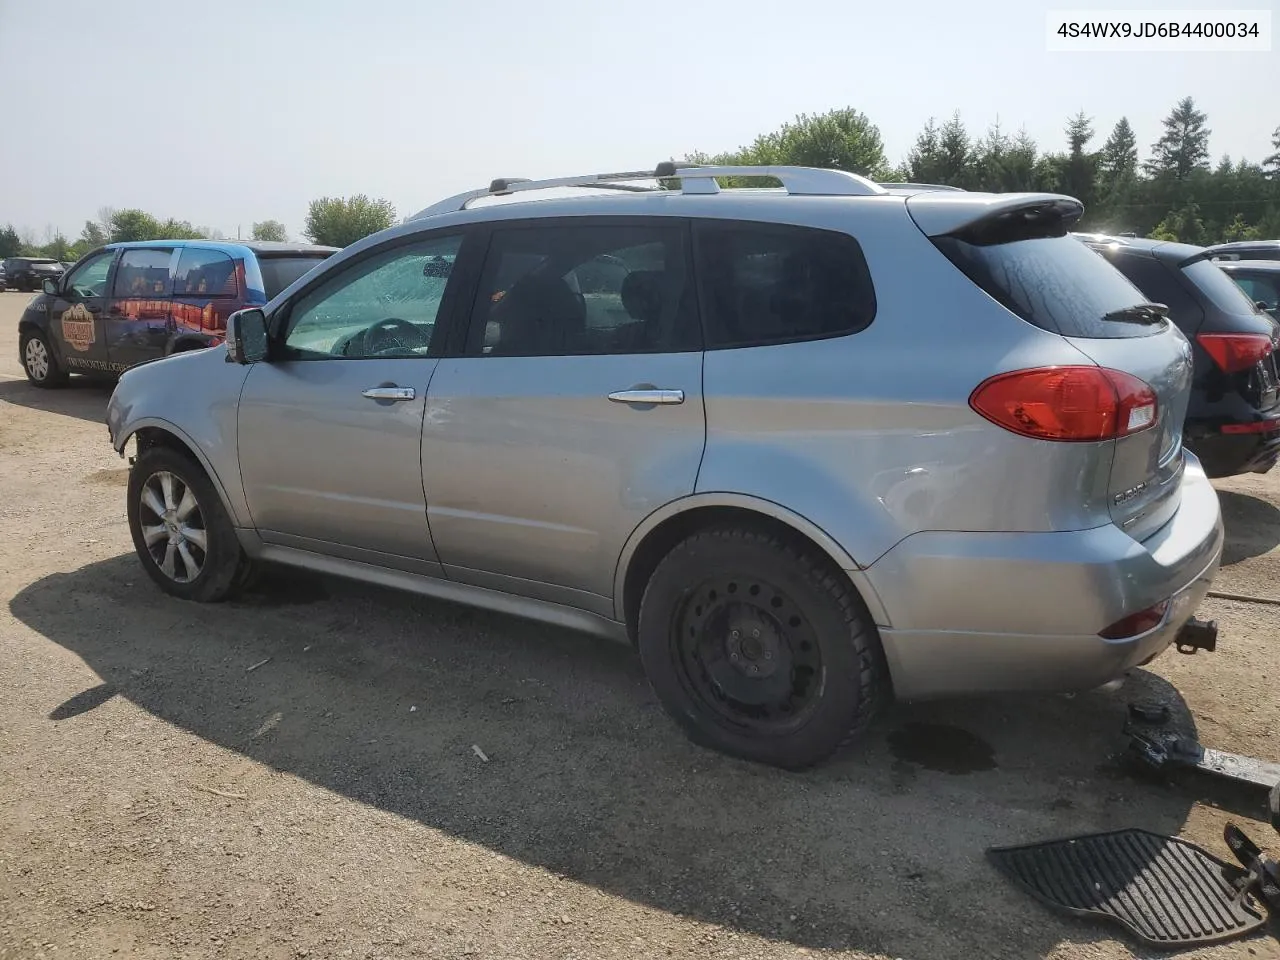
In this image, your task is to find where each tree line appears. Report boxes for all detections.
[0,196,398,262]
[682,96,1280,242]
[4,97,1276,265]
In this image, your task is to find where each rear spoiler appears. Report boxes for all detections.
[906,192,1084,240]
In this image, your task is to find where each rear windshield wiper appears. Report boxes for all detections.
[1103,302,1169,325]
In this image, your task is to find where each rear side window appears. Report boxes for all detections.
[1104,253,1204,331]
[934,234,1158,338]
[1182,259,1264,316]
[468,222,698,357]
[258,255,332,300]
[695,222,876,348]
[113,248,173,297]
[1231,273,1280,309]
[174,248,237,297]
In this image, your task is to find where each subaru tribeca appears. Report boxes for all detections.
[105,164,1223,768]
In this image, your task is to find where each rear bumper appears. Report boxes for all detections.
[865,454,1224,700]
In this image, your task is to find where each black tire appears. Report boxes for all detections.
[127,446,251,603]
[18,328,69,388]
[637,526,888,769]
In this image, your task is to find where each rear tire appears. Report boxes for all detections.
[127,446,251,603]
[19,329,69,388]
[637,526,888,770]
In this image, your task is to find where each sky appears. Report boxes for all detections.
[0,0,1275,243]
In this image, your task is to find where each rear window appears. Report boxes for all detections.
[934,234,1160,338]
[1182,259,1264,316]
[694,221,876,349]
[258,255,332,299]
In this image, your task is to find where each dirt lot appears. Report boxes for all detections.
[2,287,1278,960]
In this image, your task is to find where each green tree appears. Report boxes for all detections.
[78,220,108,249]
[1098,117,1139,183]
[1061,111,1098,210]
[936,113,975,188]
[1144,97,1211,180]
[1220,213,1262,243]
[156,218,204,240]
[1150,202,1207,244]
[0,225,21,258]
[304,195,396,247]
[40,235,73,260]
[905,118,944,183]
[252,219,288,242]
[109,209,162,242]
[1263,125,1280,179]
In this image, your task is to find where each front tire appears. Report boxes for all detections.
[127,446,251,602]
[637,526,888,770]
[19,329,69,388]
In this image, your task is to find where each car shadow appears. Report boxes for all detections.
[10,557,1243,957]
[1217,489,1280,565]
[0,375,114,424]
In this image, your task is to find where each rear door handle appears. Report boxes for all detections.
[361,386,416,401]
[607,389,685,405]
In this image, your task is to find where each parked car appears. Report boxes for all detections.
[1077,234,1280,478]
[17,240,337,387]
[1218,259,1280,320]
[1204,240,1280,262]
[0,261,6,290]
[3,256,64,291]
[106,165,1223,769]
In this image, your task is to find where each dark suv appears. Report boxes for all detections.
[3,257,65,292]
[1079,234,1280,477]
[18,240,337,387]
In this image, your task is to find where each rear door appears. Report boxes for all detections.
[106,246,176,369]
[421,218,705,609]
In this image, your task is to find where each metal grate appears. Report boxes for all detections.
[988,829,1267,948]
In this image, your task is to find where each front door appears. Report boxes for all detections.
[45,249,117,374]
[237,232,468,574]
[422,219,706,607]
[106,246,176,370]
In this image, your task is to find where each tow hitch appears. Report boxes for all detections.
[1175,616,1218,654]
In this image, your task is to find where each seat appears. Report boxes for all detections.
[488,273,585,356]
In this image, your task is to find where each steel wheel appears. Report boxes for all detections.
[673,574,825,735]
[24,337,49,382]
[138,470,207,584]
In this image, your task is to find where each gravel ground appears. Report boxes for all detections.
[2,288,1278,960]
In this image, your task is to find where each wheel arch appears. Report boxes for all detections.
[122,421,243,528]
[614,494,890,644]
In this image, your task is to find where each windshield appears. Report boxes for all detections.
[1182,259,1265,316]
[934,234,1161,338]
[258,255,333,300]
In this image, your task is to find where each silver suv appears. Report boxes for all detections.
[105,164,1224,768]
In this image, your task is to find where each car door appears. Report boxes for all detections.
[422,218,706,612]
[106,246,177,369]
[236,231,470,574]
[44,249,117,373]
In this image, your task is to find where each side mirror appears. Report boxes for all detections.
[1256,301,1270,313]
[225,308,268,364]
[42,278,60,296]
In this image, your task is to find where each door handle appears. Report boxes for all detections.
[361,386,416,401]
[607,389,685,405]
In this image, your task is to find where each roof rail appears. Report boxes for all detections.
[876,182,965,192]
[410,162,886,220]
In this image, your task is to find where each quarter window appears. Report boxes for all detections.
[468,223,698,357]
[174,248,237,297]
[281,235,462,360]
[63,251,114,298]
[114,248,174,297]
[695,222,876,349]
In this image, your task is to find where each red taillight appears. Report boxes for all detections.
[1099,600,1169,640]
[969,366,1158,442]
[1196,333,1273,374]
